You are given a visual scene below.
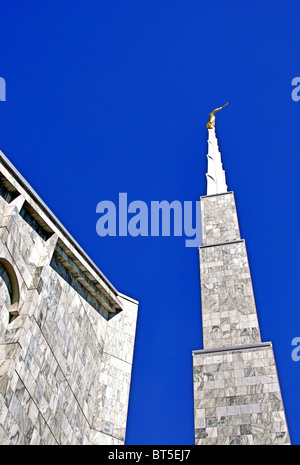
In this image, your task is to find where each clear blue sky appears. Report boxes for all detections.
[1,0,300,445]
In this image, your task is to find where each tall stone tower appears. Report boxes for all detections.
[192,110,290,445]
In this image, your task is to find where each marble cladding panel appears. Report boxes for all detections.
[33,266,106,420]
[0,374,57,445]
[193,345,290,445]
[0,201,44,292]
[200,241,261,349]
[10,211,44,268]
[91,295,138,445]
[0,197,7,220]
[201,193,240,246]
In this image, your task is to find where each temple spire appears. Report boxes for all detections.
[205,103,228,196]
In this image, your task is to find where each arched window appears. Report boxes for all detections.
[0,258,19,321]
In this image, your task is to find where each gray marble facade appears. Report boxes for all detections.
[0,151,138,445]
[193,192,290,445]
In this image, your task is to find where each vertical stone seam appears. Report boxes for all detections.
[14,368,59,445]
[30,312,94,439]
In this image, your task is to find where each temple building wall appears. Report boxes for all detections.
[0,151,138,445]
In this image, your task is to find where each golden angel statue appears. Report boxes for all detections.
[206,102,228,129]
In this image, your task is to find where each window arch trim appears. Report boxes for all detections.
[0,258,19,317]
